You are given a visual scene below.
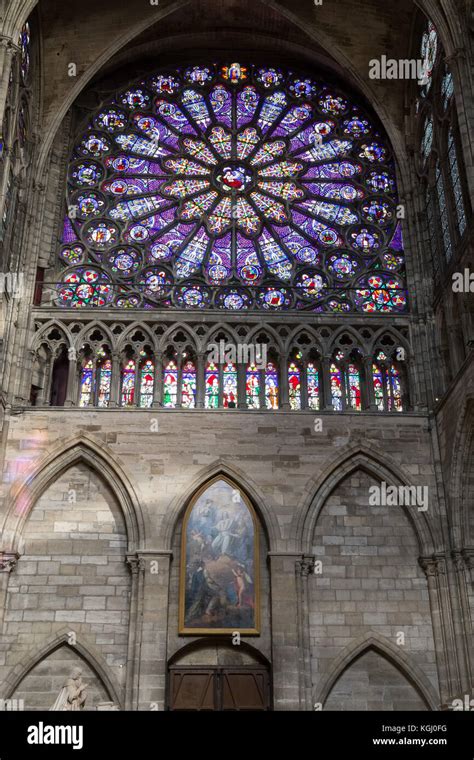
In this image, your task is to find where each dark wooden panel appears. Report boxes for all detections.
[221,670,268,710]
[169,670,216,711]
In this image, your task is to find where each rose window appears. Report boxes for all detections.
[57,62,407,312]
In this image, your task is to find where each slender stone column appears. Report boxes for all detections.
[109,352,121,408]
[152,353,163,408]
[321,355,333,410]
[300,361,308,410]
[419,555,460,707]
[34,352,48,406]
[64,353,78,407]
[268,552,303,710]
[124,555,142,710]
[363,356,378,411]
[175,354,183,409]
[405,353,417,411]
[0,552,19,630]
[450,550,472,696]
[258,368,265,409]
[133,551,173,711]
[295,555,315,710]
[134,355,141,407]
[279,354,290,409]
[195,353,205,408]
[0,40,16,128]
[218,363,225,407]
[237,362,247,409]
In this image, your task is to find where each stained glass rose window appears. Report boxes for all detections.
[57,63,407,312]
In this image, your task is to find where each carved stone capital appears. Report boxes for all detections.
[444,48,466,65]
[419,555,438,578]
[461,548,474,572]
[125,554,143,575]
[33,181,47,194]
[451,550,465,572]
[0,551,19,573]
[296,555,316,577]
[0,37,18,54]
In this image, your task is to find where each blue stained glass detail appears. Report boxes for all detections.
[257,92,288,132]
[301,162,362,180]
[298,139,352,163]
[209,85,233,127]
[272,104,312,136]
[236,86,259,128]
[304,182,363,201]
[155,99,197,133]
[115,133,169,158]
[299,200,358,225]
[175,228,210,277]
[181,88,212,130]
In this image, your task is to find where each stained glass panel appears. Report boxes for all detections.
[163,360,178,407]
[140,359,154,407]
[97,359,111,407]
[181,360,196,408]
[121,359,136,406]
[441,68,454,110]
[205,361,219,408]
[420,20,438,93]
[387,364,402,412]
[347,364,361,411]
[421,117,433,161]
[265,362,279,409]
[288,362,301,410]
[223,362,237,407]
[246,363,260,409]
[307,362,320,410]
[79,360,93,407]
[372,362,385,411]
[435,162,452,260]
[447,129,467,235]
[57,62,407,312]
[330,363,343,411]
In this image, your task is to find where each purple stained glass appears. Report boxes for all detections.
[57,62,407,312]
[62,216,78,244]
[389,222,404,252]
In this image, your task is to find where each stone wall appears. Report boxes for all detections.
[1,462,130,706]
[0,406,464,710]
[324,650,427,711]
[310,469,438,703]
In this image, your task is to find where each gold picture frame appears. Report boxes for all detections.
[179,476,260,635]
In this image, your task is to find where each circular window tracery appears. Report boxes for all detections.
[58,62,407,312]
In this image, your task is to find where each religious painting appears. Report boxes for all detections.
[179,478,259,635]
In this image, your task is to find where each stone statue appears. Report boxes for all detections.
[50,667,87,711]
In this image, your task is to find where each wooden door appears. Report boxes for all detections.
[168,667,271,710]
[169,669,216,710]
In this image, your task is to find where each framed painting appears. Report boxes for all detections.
[179,477,260,635]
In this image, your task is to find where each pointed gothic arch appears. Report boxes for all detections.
[449,395,474,548]
[1,435,145,552]
[162,462,278,552]
[314,631,439,710]
[0,628,123,708]
[294,443,438,555]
